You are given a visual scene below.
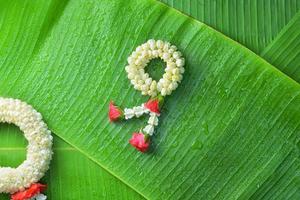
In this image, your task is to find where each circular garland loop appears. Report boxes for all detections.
[125,39,185,97]
[0,98,53,194]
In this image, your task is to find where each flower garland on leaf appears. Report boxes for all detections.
[109,39,185,152]
[0,98,52,199]
[108,39,185,152]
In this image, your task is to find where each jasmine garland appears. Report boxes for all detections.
[0,98,52,195]
[125,39,185,97]
[109,39,185,152]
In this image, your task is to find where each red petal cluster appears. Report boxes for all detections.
[11,183,47,200]
[144,99,160,114]
[129,133,150,152]
[108,101,123,122]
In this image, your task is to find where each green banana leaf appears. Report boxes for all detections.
[262,11,300,83]
[160,0,300,82]
[0,1,143,199]
[160,0,300,54]
[158,2,300,199]
[1,0,300,199]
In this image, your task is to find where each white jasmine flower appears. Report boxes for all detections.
[148,113,159,126]
[143,125,155,136]
[31,193,47,200]
[124,108,135,119]
[133,106,145,117]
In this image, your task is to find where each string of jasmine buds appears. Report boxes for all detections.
[114,101,160,136]
[124,104,149,119]
[143,112,159,136]
[109,96,163,152]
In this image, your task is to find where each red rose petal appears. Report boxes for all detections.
[129,133,150,152]
[144,99,160,114]
[11,183,47,200]
[108,101,123,122]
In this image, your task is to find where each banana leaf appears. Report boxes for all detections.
[157,2,300,199]
[0,1,144,199]
[0,0,300,199]
[160,0,300,82]
[160,0,300,53]
[262,11,300,83]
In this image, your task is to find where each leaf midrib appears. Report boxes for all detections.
[52,134,149,199]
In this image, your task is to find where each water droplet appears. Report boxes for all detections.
[201,121,209,135]
[191,139,202,150]
[171,140,179,148]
